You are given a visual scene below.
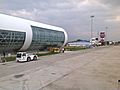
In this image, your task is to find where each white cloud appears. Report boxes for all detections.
[0,0,120,41]
[8,9,36,20]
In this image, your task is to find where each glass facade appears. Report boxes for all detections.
[29,26,65,50]
[0,29,26,52]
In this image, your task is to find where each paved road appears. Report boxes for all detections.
[0,47,100,78]
[0,46,119,90]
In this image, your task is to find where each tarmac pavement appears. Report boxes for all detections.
[0,46,120,90]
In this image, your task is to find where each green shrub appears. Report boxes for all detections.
[65,46,86,51]
[1,56,16,62]
[36,52,59,57]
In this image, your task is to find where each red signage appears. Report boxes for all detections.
[100,32,105,38]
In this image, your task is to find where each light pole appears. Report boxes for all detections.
[105,27,108,45]
[105,27,108,41]
[90,15,95,40]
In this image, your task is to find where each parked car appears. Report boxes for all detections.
[16,52,38,62]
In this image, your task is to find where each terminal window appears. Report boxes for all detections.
[0,30,26,52]
[29,26,65,50]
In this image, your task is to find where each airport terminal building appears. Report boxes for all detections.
[0,13,68,53]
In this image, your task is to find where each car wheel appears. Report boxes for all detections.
[16,60,20,63]
[33,56,37,60]
[27,57,31,62]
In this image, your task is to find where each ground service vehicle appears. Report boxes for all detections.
[90,38,99,46]
[16,52,38,62]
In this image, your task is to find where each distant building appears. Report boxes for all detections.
[67,41,91,47]
[0,13,68,53]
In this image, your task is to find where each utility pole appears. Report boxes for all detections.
[90,15,95,44]
[90,15,95,39]
[105,27,108,41]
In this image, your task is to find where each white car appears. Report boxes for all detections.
[16,52,38,62]
[90,38,99,46]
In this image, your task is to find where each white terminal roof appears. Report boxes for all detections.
[0,13,65,32]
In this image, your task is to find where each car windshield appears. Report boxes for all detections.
[22,53,26,56]
[17,54,21,58]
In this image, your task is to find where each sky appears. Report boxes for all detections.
[0,0,120,41]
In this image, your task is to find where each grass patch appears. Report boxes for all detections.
[0,47,86,62]
[0,52,59,62]
[1,56,16,62]
[36,52,59,57]
[65,46,86,51]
